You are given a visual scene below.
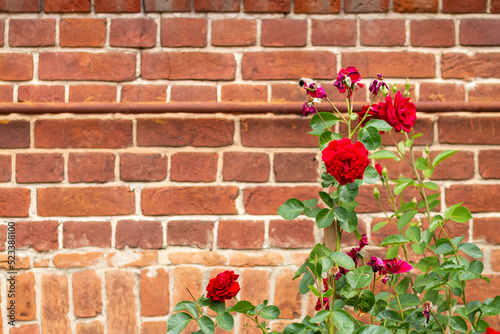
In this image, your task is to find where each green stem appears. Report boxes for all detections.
[383,282,393,327]
[430,310,447,333]
[395,293,405,321]
[325,97,348,123]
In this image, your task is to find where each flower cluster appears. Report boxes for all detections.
[206,270,240,302]
[336,234,369,279]
[334,66,364,97]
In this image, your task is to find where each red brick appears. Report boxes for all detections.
[63,221,112,248]
[271,83,304,102]
[312,19,357,46]
[170,152,217,182]
[269,220,315,248]
[261,19,307,47]
[10,324,41,334]
[9,19,55,46]
[411,20,455,48]
[212,19,256,46]
[39,52,135,81]
[274,153,318,182]
[443,0,486,12]
[9,272,36,320]
[0,225,5,251]
[161,18,207,47]
[343,52,435,78]
[244,186,319,215]
[142,52,235,80]
[120,153,167,182]
[345,0,389,12]
[460,19,500,46]
[0,20,4,46]
[138,118,234,147]
[18,85,64,102]
[170,85,216,102]
[121,85,167,102]
[142,186,238,215]
[60,19,106,47]
[442,53,500,79]
[447,185,500,213]
[172,267,202,305]
[38,187,135,217]
[491,250,500,271]
[144,0,190,11]
[469,84,500,102]
[294,0,340,13]
[95,0,140,12]
[140,268,169,316]
[473,218,500,244]
[0,188,30,217]
[0,155,11,182]
[373,118,434,146]
[493,0,500,12]
[116,220,163,249]
[274,270,301,318]
[244,0,291,12]
[41,274,70,334]
[16,221,58,251]
[68,153,115,183]
[221,84,267,102]
[110,18,156,48]
[374,151,421,180]
[194,0,239,11]
[240,269,270,307]
[394,0,437,12]
[0,0,40,12]
[16,153,63,183]
[141,322,167,334]
[106,270,137,334]
[73,269,102,317]
[69,85,117,102]
[360,19,405,46]
[420,83,464,101]
[0,53,33,81]
[167,220,214,249]
[76,322,104,334]
[479,150,500,179]
[223,152,270,182]
[218,220,265,249]
[430,151,474,180]
[44,0,90,12]
[241,118,317,148]
[0,85,13,101]
[242,51,336,80]
[35,119,132,148]
[439,116,500,144]
[465,275,500,303]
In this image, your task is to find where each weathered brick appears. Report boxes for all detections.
[0,254,30,270]
[16,221,58,251]
[53,252,104,268]
[168,251,226,266]
[221,84,267,102]
[194,0,239,11]
[411,20,455,47]
[63,221,112,248]
[212,19,256,46]
[106,270,137,334]
[44,0,91,12]
[0,53,33,81]
[38,187,135,217]
[479,150,500,178]
[141,322,167,334]
[360,19,405,46]
[0,0,40,12]
[9,19,55,47]
[242,51,336,80]
[244,186,319,215]
[430,151,474,180]
[271,83,304,102]
[0,155,11,182]
[42,274,71,334]
[0,19,3,46]
[144,0,190,11]
[172,267,202,305]
[18,85,64,102]
[161,18,207,47]
[39,52,136,81]
[446,185,500,212]
[140,268,169,316]
[73,269,102,317]
[68,153,115,183]
[343,52,436,78]
[464,275,500,303]
[312,19,357,46]
[35,119,132,148]
[142,186,238,215]
[110,18,156,48]
[223,152,270,182]
[218,220,265,249]
[229,252,284,267]
[76,322,105,334]
[394,0,437,12]
[108,250,158,267]
[69,85,117,102]
[0,188,30,217]
[10,324,41,334]
[241,118,317,147]
[170,152,217,182]
[244,0,291,12]
[138,118,234,147]
[345,0,389,12]
[240,269,270,306]
[274,270,301,318]
[493,0,500,12]
[142,52,235,80]
[473,218,500,244]
[120,153,167,182]
[0,225,5,251]
[60,19,106,47]
[491,249,500,271]
[116,220,163,249]
[438,116,500,144]
[170,85,216,102]
[460,19,500,46]
[16,153,63,183]
[469,84,500,102]
[0,85,13,101]
[420,83,464,101]
[269,220,315,248]
[261,19,307,47]
[9,272,36,320]
[442,53,500,79]
[167,220,214,249]
[34,258,49,267]
[294,0,340,13]
[443,0,486,12]
[95,0,140,12]
[274,153,318,182]
[121,85,167,102]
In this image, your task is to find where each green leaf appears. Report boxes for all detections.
[458,243,483,259]
[319,191,334,208]
[364,119,393,132]
[411,241,426,255]
[379,234,410,247]
[283,323,307,334]
[372,221,388,232]
[209,301,226,315]
[299,271,315,295]
[386,245,399,259]
[433,150,458,168]
[451,206,472,223]
[334,207,351,223]
[331,310,355,334]
[358,126,382,151]
[369,150,399,160]
[339,183,359,203]
[228,301,255,313]
[346,266,373,289]
[377,310,402,321]
[310,309,330,323]
[316,209,336,228]
[277,198,304,220]
[420,182,439,191]
[362,165,380,184]
[434,242,454,255]
[450,316,468,332]
[174,301,199,318]
[303,199,318,209]
[319,131,335,148]
[338,211,358,233]
[356,290,376,313]
[330,252,356,270]
[465,300,482,315]
[167,312,193,334]
[444,203,462,220]
[356,325,392,334]
[196,316,215,334]
[310,112,340,135]
[405,226,422,243]
[389,293,420,310]
[215,313,234,331]
[397,209,417,231]
[415,157,428,171]
[260,305,280,320]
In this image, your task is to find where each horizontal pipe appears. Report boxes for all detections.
[0,101,499,115]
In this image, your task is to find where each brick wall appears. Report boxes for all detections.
[0,0,500,333]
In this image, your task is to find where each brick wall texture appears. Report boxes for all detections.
[0,0,500,333]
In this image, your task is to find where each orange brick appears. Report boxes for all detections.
[170,85,216,102]
[218,221,265,249]
[221,84,267,102]
[53,252,104,268]
[110,18,156,48]
[212,19,256,46]
[95,0,140,12]
[8,272,36,320]
[41,274,71,333]
[0,188,30,217]
[69,85,117,102]
[18,85,64,102]
[172,267,202,305]
[121,85,167,102]
[140,268,169,316]
[72,269,102,317]
[106,270,138,333]
[167,221,214,249]
[59,19,106,47]
[0,54,33,81]
[274,270,301,318]
[161,18,207,47]
[170,152,218,182]
[9,19,55,46]
[44,0,91,12]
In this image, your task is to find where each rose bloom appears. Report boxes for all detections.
[485,328,500,334]
[334,66,364,96]
[206,270,240,302]
[322,138,370,186]
[370,91,417,133]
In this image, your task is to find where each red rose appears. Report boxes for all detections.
[322,138,370,186]
[371,91,417,133]
[485,328,500,334]
[334,66,364,96]
[206,270,240,302]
